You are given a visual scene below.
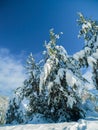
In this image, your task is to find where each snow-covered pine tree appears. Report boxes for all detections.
[73,13,98,112]
[22,53,40,97]
[6,94,24,124]
[18,29,85,122]
[17,53,41,119]
[6,29,86,124]
[38,29,86,122]
[6,13,98,124]
[6,54,41,124]
[75,13,98,90]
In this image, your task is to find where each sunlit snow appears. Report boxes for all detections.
[0,119,98,130]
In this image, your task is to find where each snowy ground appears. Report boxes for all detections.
[0,119,98,130]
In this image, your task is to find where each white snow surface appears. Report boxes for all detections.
[0,119,98,130]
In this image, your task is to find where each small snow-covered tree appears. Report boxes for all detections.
[6,54,41,124]
[19,53,41,118]
[22,53,40,97]
[6,94,24,124]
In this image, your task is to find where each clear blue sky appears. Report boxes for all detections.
[0,0,98,58]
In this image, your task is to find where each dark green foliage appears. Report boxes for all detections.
[6,97,24,124]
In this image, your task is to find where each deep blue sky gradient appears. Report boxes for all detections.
[0,0,98,59]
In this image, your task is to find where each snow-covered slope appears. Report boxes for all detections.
[0,119,98,130]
